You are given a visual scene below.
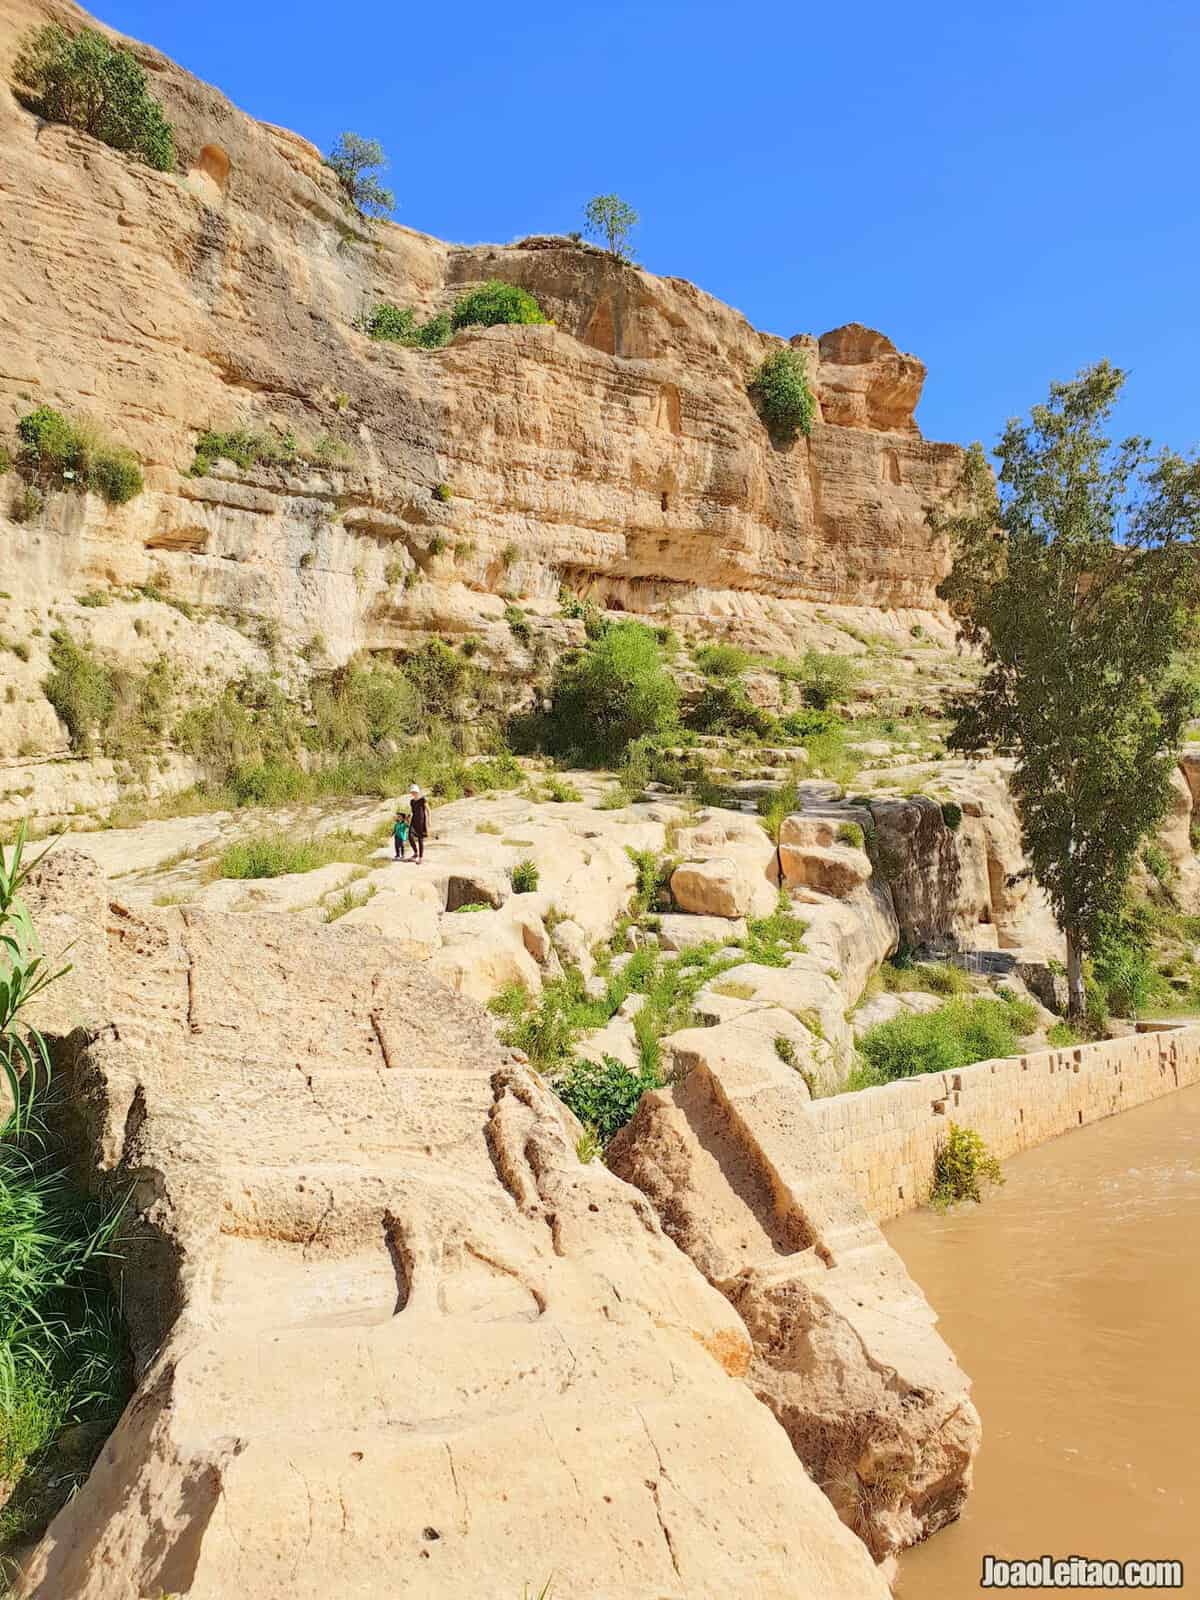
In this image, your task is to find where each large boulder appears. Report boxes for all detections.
[671,856,774,920]
[657,912,748,951]
[609,1044,981,1567]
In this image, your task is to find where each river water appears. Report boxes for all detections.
[889,1084,1200,1597]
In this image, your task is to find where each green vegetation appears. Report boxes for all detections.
[0,827,131,1558]
[836,821,865,848]
[359,303,451,348]
[555,1055,658,1142]
[749,348,816,443]
[694,643,752,678]
[1046,1021,1085,1047]
[940,801,964,832]
[930,1123,1005,1208]
[214,831,375,880]
[583,193,640,263]
[13,23,174,169]
[326,131,395,218]
[853,995,1038,1087]
[450,281,547,331]
[510,859,540,894]
[795,649,858,709]
[539,621,679,766]
[870,959,973,998]
[539,774,582,803]
[937,363,1200,1017]
[190,426,350,477]
[13,407,143,505]
[42,631,115,754]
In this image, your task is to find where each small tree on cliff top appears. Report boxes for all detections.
[936,361,1200,1017]
[583,193,639,263]
[327,132,395,218]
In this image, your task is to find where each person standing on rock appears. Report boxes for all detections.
[408,784,429,861]
[392,810,411,860]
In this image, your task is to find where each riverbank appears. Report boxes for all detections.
[889,1083,1200,1597]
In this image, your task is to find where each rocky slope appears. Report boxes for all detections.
[0,0,969,810]
[18,852,896,1600]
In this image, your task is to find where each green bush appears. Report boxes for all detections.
[930,1123,1004,1207]
[542,774,582,803]
[542,621,679,766]
[14,407,143,504]
[749,347,816,443]
[451,280,547,330]
[687,678,774,739]
[42,631,114,753]
[856,996,1032,1086]
[463,750,523,793]
[940,801,964,832]
[553,1054,658,1143]
[836,822,865,848]
[359,303,451,349]
[510,859,540,893]
[1090,923,1158,1017]
[798,649,858,709]
[694,642,751,678]
[1046,1021,1084,1047]
[14,24,175,170]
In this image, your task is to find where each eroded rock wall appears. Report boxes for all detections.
[0,0,966,779]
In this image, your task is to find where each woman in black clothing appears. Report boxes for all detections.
[408,784,429,860]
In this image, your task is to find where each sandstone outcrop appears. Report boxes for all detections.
[17,853,892,1600]
[609,1041,981,1567]
[0,0,967,823]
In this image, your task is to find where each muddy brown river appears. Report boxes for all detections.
[889,1083,1200,1597]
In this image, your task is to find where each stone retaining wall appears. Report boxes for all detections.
[808,1027,1200,1222]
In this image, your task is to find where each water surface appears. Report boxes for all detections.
[889,1084,1200,1596]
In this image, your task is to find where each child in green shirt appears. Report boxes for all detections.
[392,812,411,860]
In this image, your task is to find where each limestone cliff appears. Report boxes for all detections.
[0,0,965,778]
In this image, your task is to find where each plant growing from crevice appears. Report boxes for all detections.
[930,1123,1004,1208]
[14,407,143,505]
[749,347,816,444]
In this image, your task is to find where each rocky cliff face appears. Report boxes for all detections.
[0,0,965,777]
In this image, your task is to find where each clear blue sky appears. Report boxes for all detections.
[93,0,1200,454]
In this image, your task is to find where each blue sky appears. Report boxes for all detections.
[93,0,1200,453]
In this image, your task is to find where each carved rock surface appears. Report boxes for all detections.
[17,854,891,1600]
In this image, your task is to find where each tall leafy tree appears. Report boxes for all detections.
[583,194,639,262]
[937,362,1200,1017]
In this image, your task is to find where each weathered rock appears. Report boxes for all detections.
[15,868,891,1600]
[671,856,772,919]
[609,1044,981,1566]
[657,912,748,951]
[779,840,873,898]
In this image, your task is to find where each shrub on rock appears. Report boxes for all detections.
[451,280,547,330]
[749,347,816,443]
[14,24,175,170]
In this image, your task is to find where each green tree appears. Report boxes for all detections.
[545,621,679,765]
[13,24,175,170]
[326,132,395,218]
[937,362,1200,1017]
[583,194,639,263]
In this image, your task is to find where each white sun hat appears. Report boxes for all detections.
[410,784,422,796]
